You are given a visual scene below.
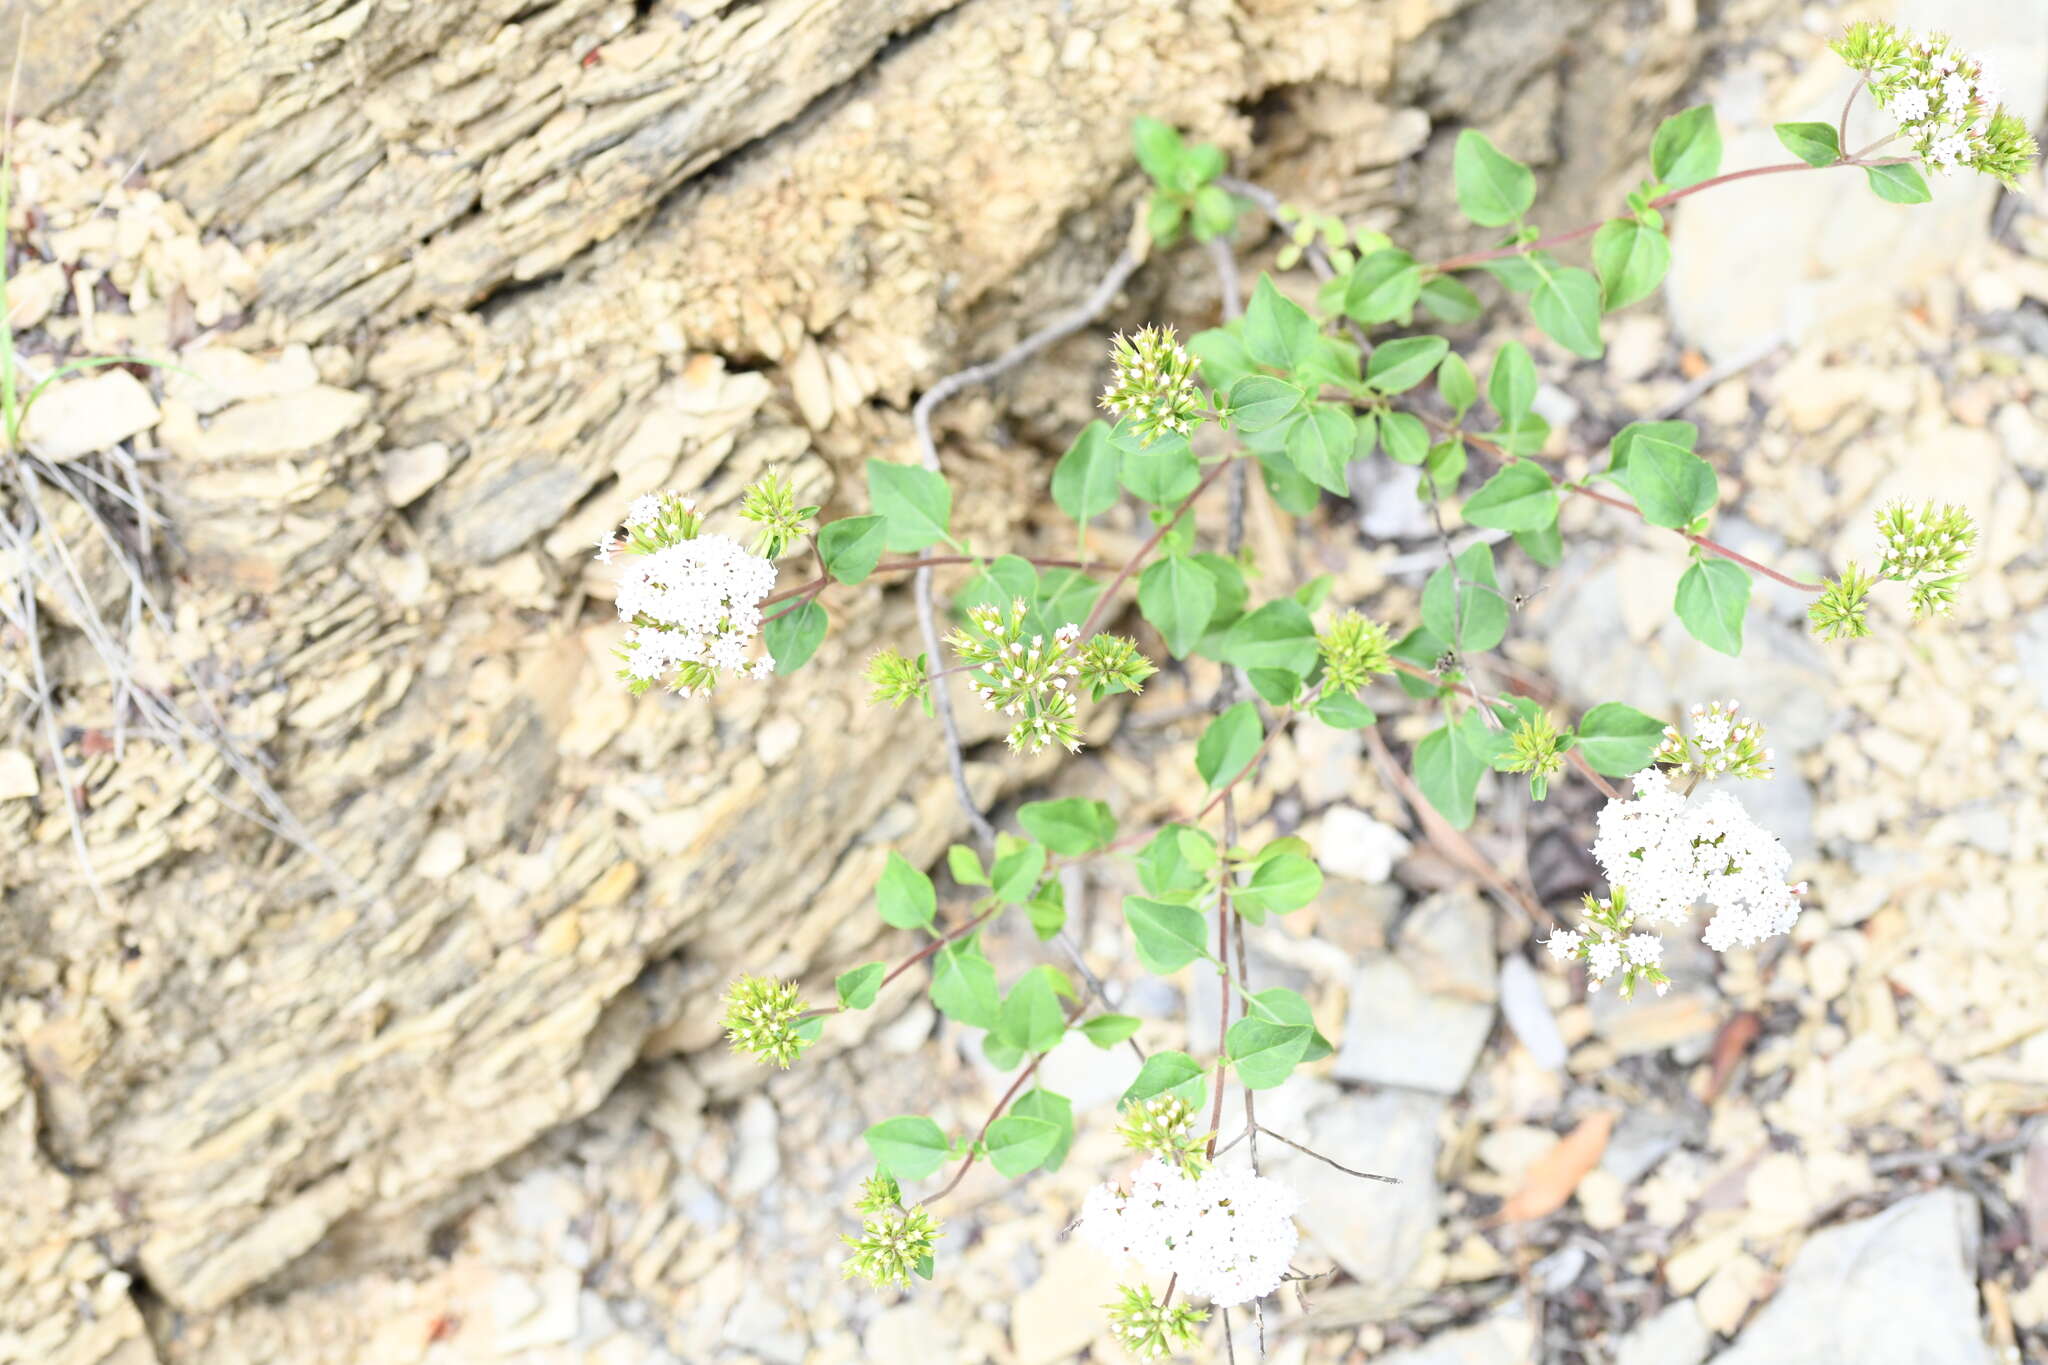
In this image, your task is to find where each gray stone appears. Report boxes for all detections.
[1335,892,1496,1094]
[1375,1304,1536,1363]
[1267,1087,1446,1294]
[1618,1301,1713,1365]
[1710,1189,1989,1365]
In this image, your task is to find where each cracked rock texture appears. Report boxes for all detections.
[0,1,1788,1360]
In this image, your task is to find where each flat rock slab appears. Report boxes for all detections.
[1335,891,1497,1094]
[1711,1189,1988,1365]
[1267,1087,1446,1294]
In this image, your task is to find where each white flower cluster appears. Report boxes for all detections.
[1592,768,1805,953]
[1651,698,1774,781]
[607,493,778,693]
[1079,1159,1299,1307]
[1859,30,2006,174]
[1548,917,1667,994]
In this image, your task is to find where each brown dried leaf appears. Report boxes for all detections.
[1496,1110,1617,1223]
[1700,1010,1762,1103]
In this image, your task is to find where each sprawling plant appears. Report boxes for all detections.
[617,23,2027,1353]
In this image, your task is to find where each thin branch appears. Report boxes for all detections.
[759,554,1107,609]
[1075,458,1233,640]
[906,241,1145,848]
[1257,1125,1401,1183]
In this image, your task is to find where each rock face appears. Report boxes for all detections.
[0,0,1779,1357]
[1710,1191,1989,1365]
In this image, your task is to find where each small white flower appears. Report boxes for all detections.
[1545,928,1583,962]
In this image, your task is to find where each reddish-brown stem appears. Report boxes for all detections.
[1838,78,1866,151]
[1404,409,1823,593]
[1207,890,1231,1157]
[929,1040,1055,1204]
[798,906,998,1021]
[1563,484,1820,590]
[1076,460,1235,640]
[1428,160,1834,274]
[760,554,1107,610]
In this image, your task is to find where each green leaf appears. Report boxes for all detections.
[1865,162,1931,204]
[1575,701,1668,777]
[1228,375,1304,432]
[865,1115,950,1182]
[1026,879,1067,940]
[1419,438,1467,501]
[1532,266,1604,359]
[1379,410,1429,465]
[1243,275,1321,371]
[1132,116,1186,184]
[1177,143,1227,191]
[1052,421,1121,523]
[1139,555,1218,660]
[1135,824,1206,900]
[1256,446,1322,515]
[1215,599,1319,675]
[983,1114,1062,1178]
[947,843,988,886]
[1314,691,1377,729]
[876,851,937,929]
[1366,335,1451,393]
[1295,573,1335,612]
[1591,218,1670,312]
[1344,248,1422,325]
[1674,558,1749,655]
[1190,326,1256,390]
[991,839,1048,905]
[1125,896,1211,974]
[1034,568,1101,632]
[1625,434,1718,529]
[836,961,886,1010]
[1479,248,1560,295]
[1235,852,1322,920]
[1120,1049,1207,1110]
[1421,542,1508,652]
[1119,434,1201,506]
[1487,340,1536,424]
[1017,798,1118,856]
[999,966,1069,1055]
[1285,404,1354,495]
[1010,1090,1074,1174]
[1514,519,1564,568]
[818,515,888,584]
[955,554,1038,618]
[1650,105,1722,189]
[1461,462,1558,532]
[1196,701,1264,790]
[1413,710,1509,828]
[765,600,827,674]
[1008,1088,1075,1172]
[1079,1014,1143,1049]
[1227,1017,1313,1089]
[1774,121,1841,167]
[1190,184,1237,240]
[866,459,952,551]
[1420,275,1483,325]
[1146,192,1186,247]
[1437,352,1477,415]
[929,938,999,1029]
[1606,420,1699,483]
[1453,129,1536,227]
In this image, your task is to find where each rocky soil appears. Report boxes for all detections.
[3,1,2047,1363]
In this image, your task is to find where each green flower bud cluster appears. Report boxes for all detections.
[737,471,818,560]
[720,975,817,1069]
[1105,1283,1208,1360]
[1833,21,2039,187]
[1115,1095,1211,1175]
[840,1179,943,1292]
[1498,709,1567,799]
[1314,610,1395,697]
[1099,325,1205,448]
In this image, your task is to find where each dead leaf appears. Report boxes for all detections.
[1495,1111,1617,1223]
[1700,1010,1761,1102]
